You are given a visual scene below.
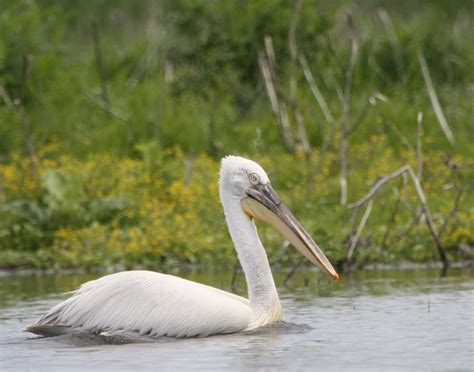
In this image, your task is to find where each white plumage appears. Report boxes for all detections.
[33,271,253,337]
[25,156,337,338]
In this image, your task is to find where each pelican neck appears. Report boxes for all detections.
[219,191,280,316]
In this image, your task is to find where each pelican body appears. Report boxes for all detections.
[26,156,338,338]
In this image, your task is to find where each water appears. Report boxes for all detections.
[0,267,473,370]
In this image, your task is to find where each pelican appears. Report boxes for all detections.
[25,156,339,338]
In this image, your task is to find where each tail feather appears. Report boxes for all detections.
[24,324,72,337]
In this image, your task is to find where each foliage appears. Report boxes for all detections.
[0,0,473,158]
[0,0,472,269]
[0,143,472,269]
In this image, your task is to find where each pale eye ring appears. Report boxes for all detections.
[249,173,260,185]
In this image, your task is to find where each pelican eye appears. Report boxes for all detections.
[249,173,260,185]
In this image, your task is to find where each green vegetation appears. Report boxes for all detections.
[0,0,472,271]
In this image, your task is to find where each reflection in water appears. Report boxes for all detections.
[0,267,472,370]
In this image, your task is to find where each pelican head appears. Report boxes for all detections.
[220,155,339,280]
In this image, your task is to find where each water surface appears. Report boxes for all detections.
[0,267,472,370]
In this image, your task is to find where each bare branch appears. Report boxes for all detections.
[289,0,302,102]
[348,91,388,135]
[340,14,359,206]
[324,34,345,78]
[378,8,404,80]
[327,71,344,105]
[92,20,109,105]
[299,55,335,123]
[294,108,311,155]
[258,52,279,115]
[317,121,338,172]
[258,52,294,152]
[438,188,463,238]
[259,38,295,152]
[0,86,14,111]
[394,207,424,242]
[288,0,311,156]
[347,164,448,268]
[439,162,466,238]
[416,112,423,178]
[264,36,277,75]
[387,121,416,153]
[85,93,129,121]
[346,199,373,263]
[418,51,455,145]
[349,166,410,209]
[127,8,161,88]
[406,166,448,266]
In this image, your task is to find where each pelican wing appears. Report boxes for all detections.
[25,271,252,338]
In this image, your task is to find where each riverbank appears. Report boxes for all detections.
[1,260,472,280]
[0,148,472,271]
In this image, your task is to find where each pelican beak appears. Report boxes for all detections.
[241,183,339,280]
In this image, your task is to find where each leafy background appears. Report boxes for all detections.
[0,0,472,270]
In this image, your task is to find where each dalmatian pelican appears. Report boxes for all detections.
[25,156,339,338]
